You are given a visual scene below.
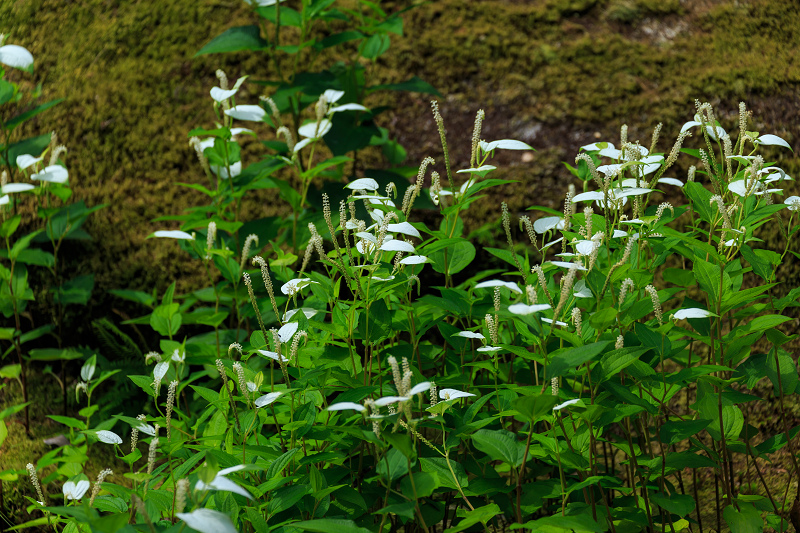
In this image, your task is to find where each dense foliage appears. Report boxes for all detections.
[3,2,800,533]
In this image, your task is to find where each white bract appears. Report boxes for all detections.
[480,139,533,151]
[281,278,317,295]
[456,165,496,174]
[257,350,289,363]
[755,134,792,150]
[284,308,319,322]
[96,430,123,445]
[553,399,581,411]
[455,331,485,340]
[16,154,43,170]
[477,346,502,353]
[255,392,283,408]
[195,465,253,499]
[346,178,380,192]
[153,230,194,240]
[153,362,169,383]
[474,280,522,293]
[210,76,247,103]
[508,303,551,315]
[0,44,34,71]
[400,255,428,265]
[547,261,587,271]
[387,222,420,238]
[408,382,432,396]
[224,105,266,122]
[380,240,414,253]
[439,388,475,401]
[673,308,716,320]
[785,196,800,211]
[177,508,238,533]
[62,479,90,500]
[327,402,366,412]
[278,322,299,343]
[298,119,332,139]
[2,183,35,194]
[373,396,409,407]
[534,216,564,234]
[31,165,68,184]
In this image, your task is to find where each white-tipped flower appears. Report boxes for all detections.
[27,463,45,505]
[89,469,113,506]
[63,479,90,501]
[645,285,663,325]
[439,388,475,401]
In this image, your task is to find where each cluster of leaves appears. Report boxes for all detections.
[10,2,800,533]
[0,35,104,447]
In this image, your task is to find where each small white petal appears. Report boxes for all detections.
[323,89,344,103]
[387,222,420,238]
[400,255,428,265]
[533,216,564,234]
[658,177,684,187]
[278,322,299,343]
[477,346,502,353]
[373,396,410,407]
[455,331,485,340]
[508,303,551,315]
[481,139,532,151]
[257,350,289,363]
[255,392,283,408]
[553,399,581,411]
[211,87,239,103]
[474,280,523,293]
[756,134,791,150]
[62,480,90,500]
[541,237,563,251]
[293,138,313,153]
[574,240,597,256]
[298,119,332,139]
[210,160,242,180]
[224,105,265,122]
[153,362,169,382]
[5,182,35,195]
[0,44,34,71]
[547,261,587,271]
[136,423,156,436]
[581,142,614,151]
[280,278,317,295]
[346,178,380,191]
[153,230,194,240]
[329,103,368,113]
[31,165,68,183]
[572,191,605,203]
[598,148,622,159]
[328,402,366,412]
[408,382,432,396]
[673,308,716,320]
[371,275,395,282]
[611,229,628,238]
[439,388,475,401]
[96,430,123,445]
[0,195,9,205]
[177,508,238,533]
[541,317,568,327]
[283,308,319,322]
[380,240,415,253]
[230,127,252,137]
[784,196,800,211]
[16,154,43,170]
[456,165,496,174]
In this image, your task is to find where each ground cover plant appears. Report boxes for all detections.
[4,1,800,533]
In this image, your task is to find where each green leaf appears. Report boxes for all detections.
[472,429,521,466]
[740,244,772,281]
[364,299,391,343]
[685,181,715,223]
[650,492,696,517]
[514,394,558,421]
[658,419,711,445]
[765,350,798,395]
[519,511,606,532]
[48,415,86,429]
[428,239,476,275]
[53,274,94,306]
[420,457,468,489]
[4,99,63,131]
[444,504,502,533]
[109,289,155,307]
[360,33,391,59]
[255,5,303,27]
[547,341,610,379]
[593,347,649,384]
[693,257,729,307]
[150,303,181,337]
[292,519,374,533]
[314,31,365,51]
[0,80,14,105]
[128,375,156,397]
[724,503,762,533]
[0,215,21,239]
[267,448,300,480]
[195,26,268,56]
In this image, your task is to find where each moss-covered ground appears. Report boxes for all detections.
[2,0,800,528]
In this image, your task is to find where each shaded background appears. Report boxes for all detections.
[2,0,800,342]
